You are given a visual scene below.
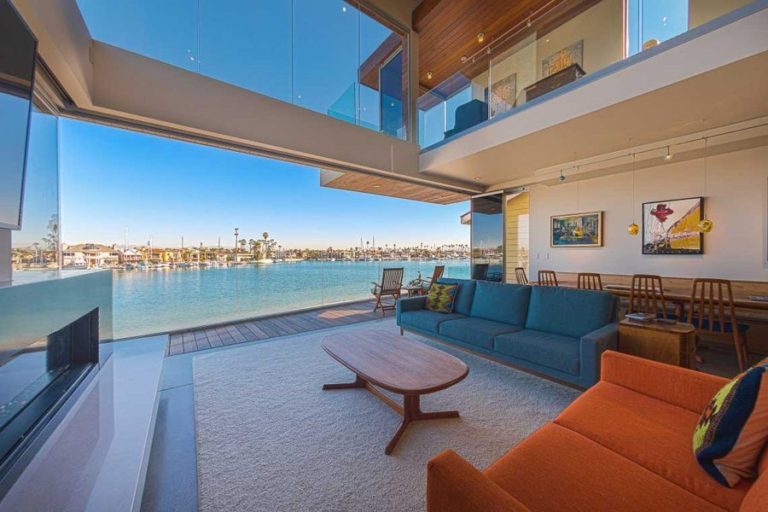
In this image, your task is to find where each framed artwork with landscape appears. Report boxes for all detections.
[551,211,603,247]
[642,197,703,255]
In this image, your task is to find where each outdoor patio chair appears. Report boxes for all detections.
[514,267,528,284]
[372,267,404,316]
[471,263,489,280]
[421,265,445,290]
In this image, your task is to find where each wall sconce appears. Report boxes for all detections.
[477,32,485,44]
[426,71,433,80]
[664,146,673,161]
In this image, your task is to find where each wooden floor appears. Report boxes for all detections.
[167,299,383,355]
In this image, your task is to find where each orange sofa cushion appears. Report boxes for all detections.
[555,381,749,511]
[485,423,724,512]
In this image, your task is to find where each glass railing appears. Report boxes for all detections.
[418,0,754,148]
[57,253,471,340]
[76,0,409,140]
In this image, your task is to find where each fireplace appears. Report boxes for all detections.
[0,308,100,473]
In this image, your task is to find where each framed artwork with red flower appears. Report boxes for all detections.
[642,197,703,255]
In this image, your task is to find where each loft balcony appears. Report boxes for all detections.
[417,0,768,190]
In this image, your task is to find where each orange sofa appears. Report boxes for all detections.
[427,351,768,512]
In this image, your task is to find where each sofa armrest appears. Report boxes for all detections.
[601,351,728,413]
[396,296,427,321]
[578,322,619,388]
[427,450,531,512]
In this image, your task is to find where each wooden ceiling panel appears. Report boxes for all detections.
[415,0,598,98]
[322,172,469,204]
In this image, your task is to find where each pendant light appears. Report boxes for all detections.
[698,138,714,233]
[628,152,639,236]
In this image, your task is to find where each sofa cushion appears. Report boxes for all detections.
[425,283,459,313]
[469,281,531,326]
[694,359,768,488]
[436,278,476,316]
[485,423,725,512]
[494,329,580,375]
[399,310,465,334]
[555,381,749,511]
[439,317,520,350]
[526,286,616,338]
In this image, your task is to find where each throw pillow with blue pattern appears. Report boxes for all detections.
[694,358,768,487]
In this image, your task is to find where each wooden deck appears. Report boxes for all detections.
[167,299,383,355]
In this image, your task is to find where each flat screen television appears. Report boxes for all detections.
[0,0,36,230]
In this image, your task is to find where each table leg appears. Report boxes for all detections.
[322,375,367,390]
[385,395,460,455]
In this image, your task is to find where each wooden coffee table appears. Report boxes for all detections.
[322,329,469,455]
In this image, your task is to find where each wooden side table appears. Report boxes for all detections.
[618,319,697,369]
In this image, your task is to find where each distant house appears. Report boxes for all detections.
[63,244,119,268]
[118,248,143,264]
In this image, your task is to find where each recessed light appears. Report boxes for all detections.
[342,6,347,12]
[473,176,481,181]
[372,184,381,189]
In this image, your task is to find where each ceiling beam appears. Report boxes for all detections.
[413,0,444,32]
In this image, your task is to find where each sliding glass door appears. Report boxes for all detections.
[470,194,504,282]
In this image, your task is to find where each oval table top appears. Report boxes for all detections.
[322,329,469,395]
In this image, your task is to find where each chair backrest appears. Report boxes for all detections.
[629,274,668,318]
[472,263,489,280]
[431,265,445,283]
[514,267,528,285]
[379,267,404,293]
[577,273,603,290]
[538,270,558,286]
[688,278,738,333]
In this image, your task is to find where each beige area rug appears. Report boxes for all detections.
[193,319,579,512]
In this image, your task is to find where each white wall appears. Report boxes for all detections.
[689,0,753,28]
[529,145,768,281]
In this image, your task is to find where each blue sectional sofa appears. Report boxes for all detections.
[396,279,620,388]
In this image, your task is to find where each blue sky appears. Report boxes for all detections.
[60,120,468,249]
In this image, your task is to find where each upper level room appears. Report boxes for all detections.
[415,0,762,149]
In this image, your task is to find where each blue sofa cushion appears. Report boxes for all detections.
[470,281,531,326]
[399,310,465,334]
[495,329,580,375]
[439,317,521,350]
[526,286,616,338]
[436,278,477,316]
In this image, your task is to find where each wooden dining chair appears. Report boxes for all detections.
[577,273,603,290]
[628,274,671,319]
[514,267,528,285]
[538,270,558,287]
[371,267,404,316]
[688,278,750,372]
